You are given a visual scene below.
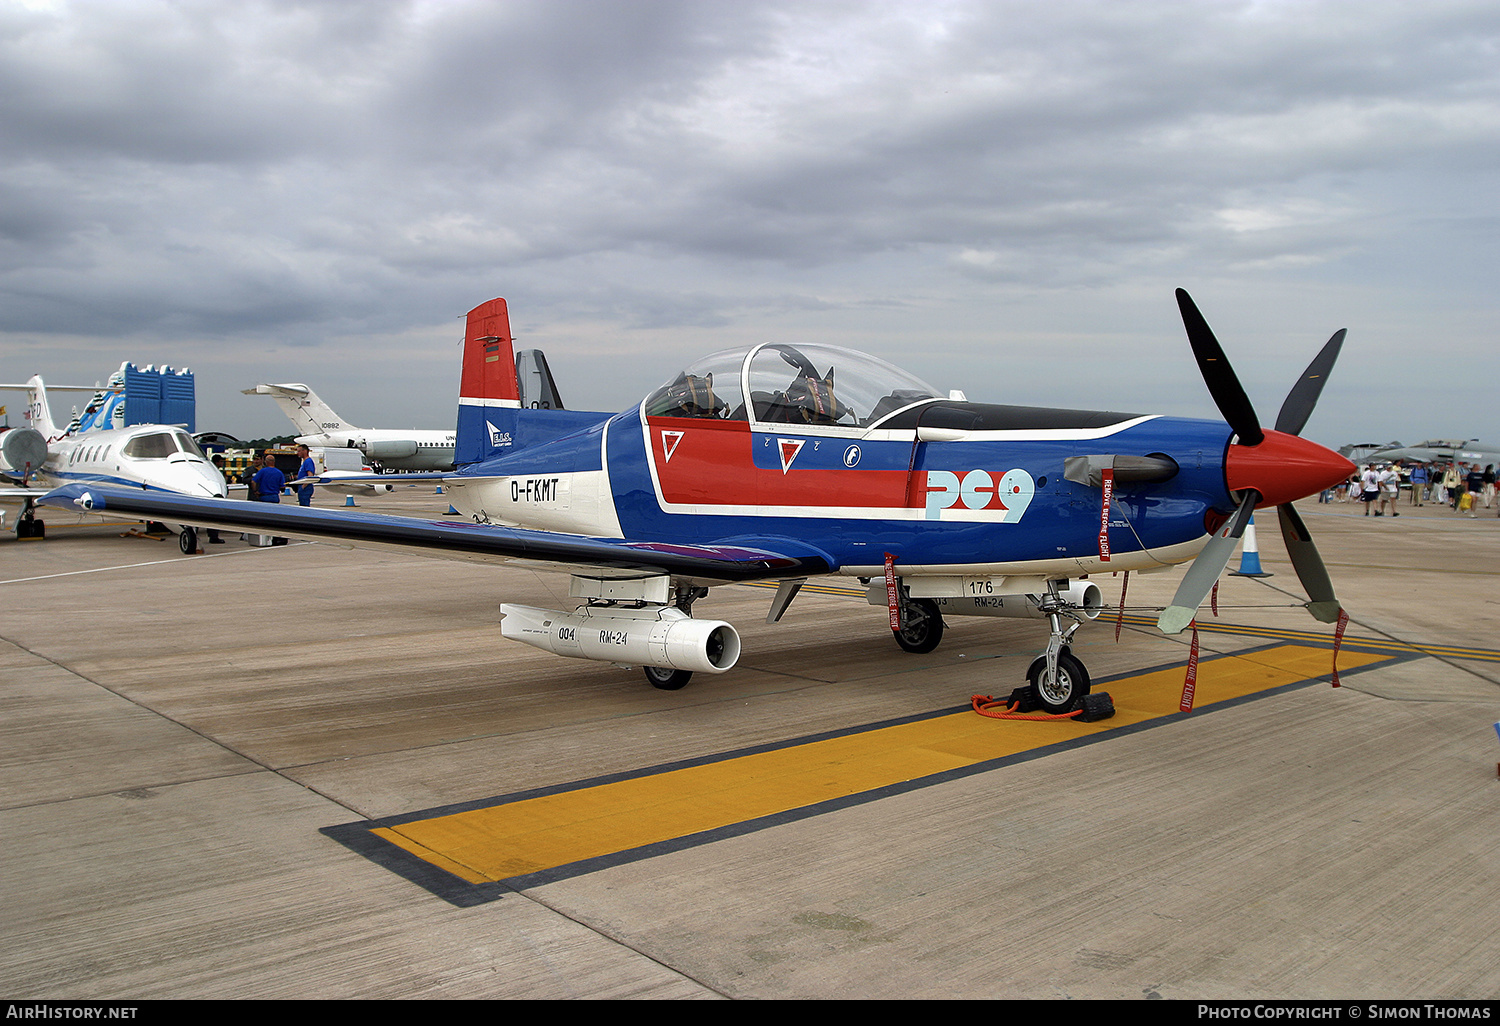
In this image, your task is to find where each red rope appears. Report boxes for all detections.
[971,695,1083,721]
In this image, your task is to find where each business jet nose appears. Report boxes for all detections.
[1225,429,1355,507]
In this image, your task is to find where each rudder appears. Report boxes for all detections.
[455,298,521,466]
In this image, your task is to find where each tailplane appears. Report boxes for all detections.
[243,383,357,437]
[454,298,613,468]
[0,376,63,441]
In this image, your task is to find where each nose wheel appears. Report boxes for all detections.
[1025,649,1089,714]
[179,527,198,554]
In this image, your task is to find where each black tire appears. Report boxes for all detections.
[30,519,43,539]
[179,527,197,554]
[893,597,944,653]
[1025,650,1091,714]
[644,665,693,691]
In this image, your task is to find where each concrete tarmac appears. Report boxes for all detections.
[2,489,1497,999]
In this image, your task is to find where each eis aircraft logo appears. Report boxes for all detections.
[923,469,1035,522]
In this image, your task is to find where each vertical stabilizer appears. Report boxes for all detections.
[516,349,566,410]
[455,298,521,467]
[23,376,60,440]
[244,383,357,437]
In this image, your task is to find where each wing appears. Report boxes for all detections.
[37,483,835,582]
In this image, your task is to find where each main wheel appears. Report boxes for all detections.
[179,527,197,554]
[1025,650,1091,714]
[892,597,944,654]
[643,665,693,691]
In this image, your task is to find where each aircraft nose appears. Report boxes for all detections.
[1225,430,1355,507]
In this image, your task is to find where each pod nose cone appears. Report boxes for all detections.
[1225,430,1355,507]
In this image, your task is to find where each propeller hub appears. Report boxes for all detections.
[1225,430,1354,508]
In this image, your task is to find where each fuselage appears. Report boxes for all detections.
[294,429,456,471]
[442,398,1235,580]
[35,425,226,498]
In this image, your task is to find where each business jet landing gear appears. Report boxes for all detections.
[893,595,945,653]
[14,499,44,539]
[179,527,198,554]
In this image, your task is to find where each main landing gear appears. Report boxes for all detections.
[892,595,944,654]
[14,499,44,539]
[642,584,711,690]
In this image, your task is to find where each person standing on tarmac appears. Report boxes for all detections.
[251,452,289,545]
[1360,464,1381,516]
[291,444,316,507]
[252,453,286,503]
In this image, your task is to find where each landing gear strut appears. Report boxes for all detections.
[1025,581,1092,714]
[640,582,711,690]
[15,500,44,539]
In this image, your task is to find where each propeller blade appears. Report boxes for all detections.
[1277,502,1343,623]
[1275,329,1347,436]
[1176,288,1264,447]
[1158,490,1259,635]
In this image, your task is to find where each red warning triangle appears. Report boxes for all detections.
[661,430,684,463]
[778,438,804,473]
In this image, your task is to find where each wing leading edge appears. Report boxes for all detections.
[36,483,835,582]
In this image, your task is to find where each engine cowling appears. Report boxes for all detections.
[499,603,741,674]
[363,439,418,460]
[0,427,47,477]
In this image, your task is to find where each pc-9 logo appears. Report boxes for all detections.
[924,469,1035,522]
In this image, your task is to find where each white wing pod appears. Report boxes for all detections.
[927,581,1104,620]
[499,604,741,674]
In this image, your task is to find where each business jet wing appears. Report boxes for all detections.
[37,483,834,581]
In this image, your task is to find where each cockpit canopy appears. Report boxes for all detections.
[121,429,205,460]
[643,343,942,429]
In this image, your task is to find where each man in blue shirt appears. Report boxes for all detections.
[252,453,286,503]
[292,444,316,507]
[1408,463,1427,506]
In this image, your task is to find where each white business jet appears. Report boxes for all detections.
[1,374,225,550]
[243,383,456,471]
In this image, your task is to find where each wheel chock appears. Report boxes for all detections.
[1006,686,1039,713]
[1077,692,1115,722]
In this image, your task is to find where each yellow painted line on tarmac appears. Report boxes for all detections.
[371,643,1392,885]
[742,582,1500,662]
[1112,612,1500,663]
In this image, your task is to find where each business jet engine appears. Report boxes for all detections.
[1,427,47,478]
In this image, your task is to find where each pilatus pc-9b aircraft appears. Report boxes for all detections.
[41,291,1354,712]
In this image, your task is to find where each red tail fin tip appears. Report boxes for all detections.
[459,298,519,404]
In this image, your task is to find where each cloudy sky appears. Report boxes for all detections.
[2,0,1496,448]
